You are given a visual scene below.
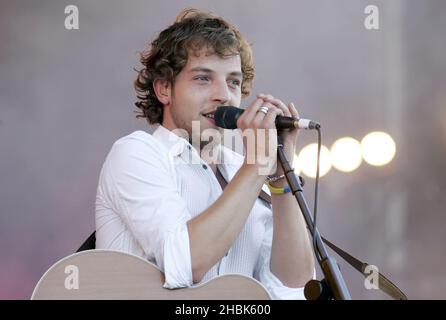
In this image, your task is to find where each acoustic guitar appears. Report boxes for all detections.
[31,249,272,300]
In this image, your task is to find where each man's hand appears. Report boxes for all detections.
[256,93,300,176]
[235,96,284,175]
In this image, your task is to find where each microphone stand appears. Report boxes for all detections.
[276,136,351,300]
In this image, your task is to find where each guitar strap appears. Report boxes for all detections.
[215,167,407,300]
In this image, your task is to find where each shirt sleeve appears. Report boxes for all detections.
[100,135,193,289]
[254,212,316,300]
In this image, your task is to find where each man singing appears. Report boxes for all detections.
[95,8,315,299]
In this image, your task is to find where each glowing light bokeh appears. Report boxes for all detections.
[292,154,301,175]
[361,131,396,166]
[331,137,362,172]
[298,144,332,178]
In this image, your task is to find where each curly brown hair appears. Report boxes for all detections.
[134,8,255,124]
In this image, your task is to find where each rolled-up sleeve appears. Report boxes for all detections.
[255,213,316,300]
[101,136,193,288]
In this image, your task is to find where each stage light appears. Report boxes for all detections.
[361,131,396,166]
[298,144,332,178]
[292,154,301,175]
[331,137,362,172]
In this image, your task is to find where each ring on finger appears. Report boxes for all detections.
[258,106,269,115]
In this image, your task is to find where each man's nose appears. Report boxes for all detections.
[212,80,230,105]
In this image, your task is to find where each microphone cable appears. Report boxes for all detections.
[312,126,322,264]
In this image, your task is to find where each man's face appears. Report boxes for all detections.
[162,49,243,146]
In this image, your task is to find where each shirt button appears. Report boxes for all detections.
[202,164,208,170]
[187,145,191,150]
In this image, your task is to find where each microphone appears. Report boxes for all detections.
[214,106,320,130]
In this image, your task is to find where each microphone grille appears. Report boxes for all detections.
[214,106,240,129]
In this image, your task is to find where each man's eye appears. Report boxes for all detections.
[195,76,210,81]
[229,79,241,87]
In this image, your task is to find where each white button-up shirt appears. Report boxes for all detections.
[95,125,309,299]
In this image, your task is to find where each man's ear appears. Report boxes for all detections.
[153,79,171,105]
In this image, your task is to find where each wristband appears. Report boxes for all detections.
[267,182,291,195]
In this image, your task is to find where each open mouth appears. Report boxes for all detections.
[201,111,215,119]
[201,110,216,124]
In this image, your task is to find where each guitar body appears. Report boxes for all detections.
[31,250,272,300]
